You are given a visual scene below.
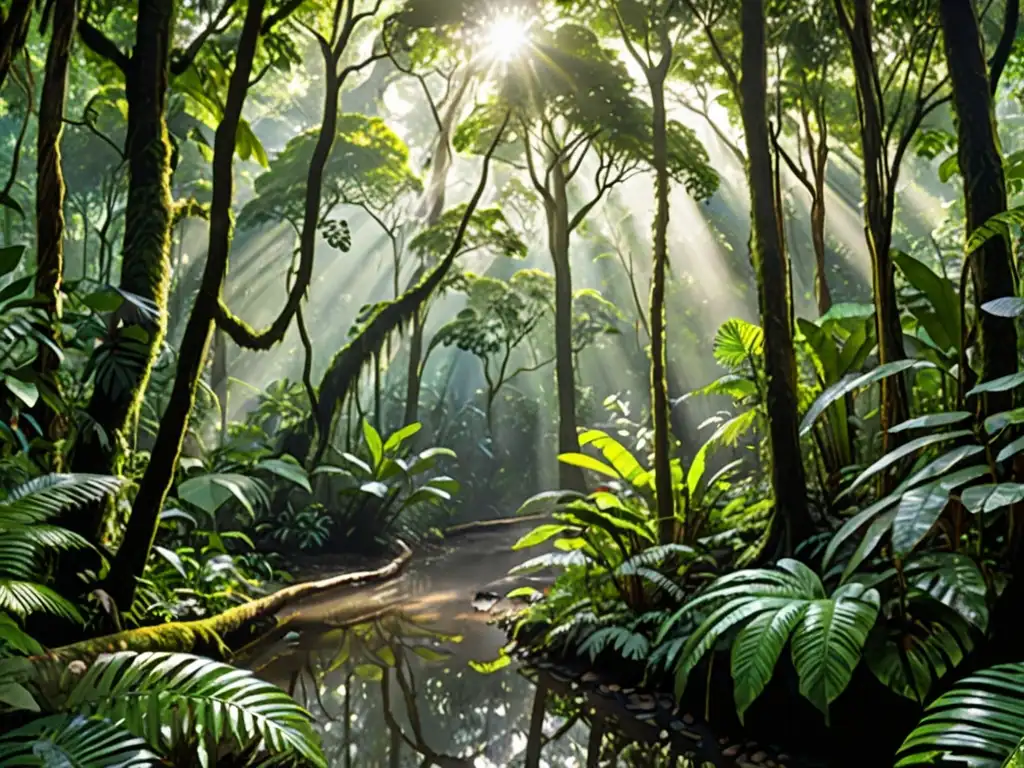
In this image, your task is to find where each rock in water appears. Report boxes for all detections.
[472,591,501,612]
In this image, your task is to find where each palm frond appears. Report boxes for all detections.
[0,580,83,623]
[0,474,122,527]
[896,662,1024,766]
[64,652,326,768]
[0,714,158,767]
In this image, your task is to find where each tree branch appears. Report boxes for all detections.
[170,0,237,76]
[989,0,1019,94]
[77,17,128,71]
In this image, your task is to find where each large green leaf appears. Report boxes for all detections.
[731,603,808,723]
[382,422,422,452]
[961,483,1024,515]
[65,652,326,767]
[578,430,646,485]
[256,457,311,492]
[0,714,157,767]
[557,452,619,479]
[362,420,384,469]
[968,371,1024,396]
[846,430,972,495]
[889,412,971,434]
[906,553,989,630]
[892,466,990,557]
[897,662,1024,766]
[790,583,880,723]
[893,250,960,353]
[800,360,936,436]
[512,524,573,550]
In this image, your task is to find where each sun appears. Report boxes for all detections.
[482,12,532,63]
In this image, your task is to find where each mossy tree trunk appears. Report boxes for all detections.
[71,0,174,544]
[940,0,1018,417]
[32,0,78,461]
[106,0,268,610]
[740,0,812,552]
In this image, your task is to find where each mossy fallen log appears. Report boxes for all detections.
[45,541,411,664]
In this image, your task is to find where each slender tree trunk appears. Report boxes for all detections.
[835,0,908,439]
[71,0,174,542]
[648,73,675,544]
[940,0,1018,417]
[810,177,832,315]
[212,328,228,444]
[740,0,812,551]
[0,0,32,89]
[548,161,585,492]
[106,0,266,610]
[525,678,548,768]
[402,75,469,426]
[33,0,77,459]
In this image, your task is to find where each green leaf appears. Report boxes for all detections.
[82,288,125,313]
[256,457,311,492]
[0,681,39,711]
[968,371,1024,396]
[997,435,1024,463]
[469,654,511,674]
[889,412,971,433]
[3,376,38,408]
[362,420,383,469]
[578,430,645,484]
[966,205,1024,253]
[961,483,1024,514]
[512,524,572,550]
[893,250,960,352]
[557,452,619,479]
[790,584,880,723]
[846,431,973,495]
[0,714,157,766]
[892,465,990,557]
[0,246,25,279]
[985,407,1024,434]
[906,552,989,630]
[353,663,383,681]
[731,603,808,723]
[981,296,1024,318]
[383,422,422,452]
[800,360,935,436]
[513,489,585,516]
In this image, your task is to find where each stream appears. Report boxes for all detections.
[244,522,806,768]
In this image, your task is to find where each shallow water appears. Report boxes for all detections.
[246,524,792,767]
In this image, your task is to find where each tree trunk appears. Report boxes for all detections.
[71,0,175,542]
[740,0,812,551]
[835,0,908,438]
[810,181,832,315]
[548,161,585,493]
[106,0,266,610]
[403,308,424,426]
[940,0,1018,416]
[648,73,675,544]
[33,0,77,460]
[213,328,228,444]
[0,0,32,89]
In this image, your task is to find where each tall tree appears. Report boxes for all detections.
[0,0,31,89]
[940,0,1018,415]
[32,0,79,457]
[73,0,177,543]
[831,0,949,441]
[740,0,812,550]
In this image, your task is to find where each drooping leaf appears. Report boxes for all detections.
[892,465,990,557]
[961,483,1024,515]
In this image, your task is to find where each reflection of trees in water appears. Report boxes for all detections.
[282,612,689,767]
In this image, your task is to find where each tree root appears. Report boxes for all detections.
[44,541,412,664]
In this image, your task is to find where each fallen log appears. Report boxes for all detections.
[44,541,412,664]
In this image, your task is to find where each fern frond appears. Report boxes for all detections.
[0,714,157,767]
[65,652,326,767]
[0,580,83,623]
[0,474,122,527]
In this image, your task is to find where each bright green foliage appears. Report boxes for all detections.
[0,652,325,767]
[659,559,879,723]
[238,113,422,231]
[408,205,527,262]
[897,662,1024,767]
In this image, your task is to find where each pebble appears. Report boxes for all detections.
[626,693,657,711]
[750,751,767,763]
[722,745,741,757]
[581,671,599,683]
[682,713,695,724]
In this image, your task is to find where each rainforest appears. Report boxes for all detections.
[1,0,1024,765]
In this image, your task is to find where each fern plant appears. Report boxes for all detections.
[896,661,1024,767]
[0,651,326,767]
[0,474,123,651]
[656,558,880,723]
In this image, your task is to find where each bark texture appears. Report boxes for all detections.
[0,0,32,89]
[33,0,78,453]
[940,0,1018,416]
[72,0,175,543]
[740,0,812,551]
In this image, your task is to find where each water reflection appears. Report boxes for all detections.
[256,612,701,767]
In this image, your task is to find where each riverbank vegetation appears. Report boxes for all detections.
[2,0,1024,764]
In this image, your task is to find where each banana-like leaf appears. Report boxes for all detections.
[845,430,973,496]
[962,483,1024,515]
[892,466,990,557]
[731,602,808,722]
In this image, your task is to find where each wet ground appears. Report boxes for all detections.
[243,523,803,767]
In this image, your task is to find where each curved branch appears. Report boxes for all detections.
[989,0,1019,94]
[170,0,237,76]
[0,0,32,89]
[213,33,337,350]
[77,17,128,71]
